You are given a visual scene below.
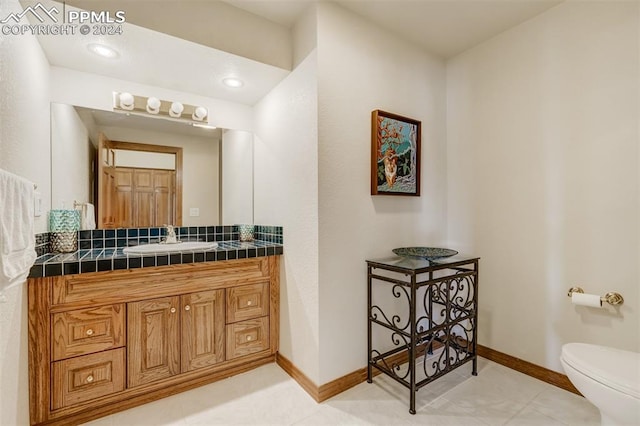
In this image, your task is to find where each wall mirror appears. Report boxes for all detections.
[50,103,254,229]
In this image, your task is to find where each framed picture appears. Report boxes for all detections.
[371,110,421,196]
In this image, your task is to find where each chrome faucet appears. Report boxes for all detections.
[163,225,179,244]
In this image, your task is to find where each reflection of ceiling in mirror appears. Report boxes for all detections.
[75,107,223,143]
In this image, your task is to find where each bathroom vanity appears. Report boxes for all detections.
[28,253,280,425]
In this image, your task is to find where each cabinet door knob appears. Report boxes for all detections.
[246,336,252,341]
[170,307,176,313]
[184,305,190,311]
[86,375,94,383]
[247,301,252,306]
[86,329,94,336]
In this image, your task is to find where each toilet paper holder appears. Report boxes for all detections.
[567,287,624,305]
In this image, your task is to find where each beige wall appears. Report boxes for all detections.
[50,103,93,210]
[446,1,639,371]
[316,3,448,384]
[0,1,51,423]
[254,51,320,382]
[222,129,253,225]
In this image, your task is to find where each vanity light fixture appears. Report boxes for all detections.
[169,102,184,117]
[192,106,208,122]
[222,77,244,88]
[119,92,135,110]
[146,97,161,114]
[87,43,119,59]
[113,92,206,125]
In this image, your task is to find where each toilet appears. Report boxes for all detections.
[561,343,640,426]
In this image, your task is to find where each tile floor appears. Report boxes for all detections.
[84,357,600,426]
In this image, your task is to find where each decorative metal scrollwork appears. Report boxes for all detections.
[449,275,475,319]
[369,284,411,332]
[448,319,476,365]
[420,330,448,379]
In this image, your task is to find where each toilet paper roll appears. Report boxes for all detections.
[572,292,602,308]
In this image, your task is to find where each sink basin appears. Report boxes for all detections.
[123,241,218,254]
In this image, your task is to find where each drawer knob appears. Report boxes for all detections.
[247,301,252,306]
[170,307,176,313]
[246,336,252,341]
[86,375,94,383]
[86,329,94,336]
[184,305,191,311]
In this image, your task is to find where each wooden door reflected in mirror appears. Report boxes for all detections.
[98,133,182,228]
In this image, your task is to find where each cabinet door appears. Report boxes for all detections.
[128,296,180,387]
[181,290,225,372]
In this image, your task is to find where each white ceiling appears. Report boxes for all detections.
[336,0,563,58]
[223,0,313,27]
[30,0,564,109]
[226,0,563,58]
[34,1,290,106]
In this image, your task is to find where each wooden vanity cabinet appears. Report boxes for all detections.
[127,290,226,387]
[28,257,280,426]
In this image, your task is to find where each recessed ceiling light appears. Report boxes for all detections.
[222,77,244,88]
[87,43,119,59]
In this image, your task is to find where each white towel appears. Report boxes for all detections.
[0,169,36,285]
[81,203,96,230]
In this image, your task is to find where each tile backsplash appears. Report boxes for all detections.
[253,225,284,244]
[35,225,283,254]
[35,232,50,257]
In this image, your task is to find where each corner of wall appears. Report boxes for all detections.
[292,3,318,69]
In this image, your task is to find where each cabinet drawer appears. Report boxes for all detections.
[52,304,125,361]
[226,282,269,323]
[226,317,269,360]
[52,348,125,410]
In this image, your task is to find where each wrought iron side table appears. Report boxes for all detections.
[366,255,479,414]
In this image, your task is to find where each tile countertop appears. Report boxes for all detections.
[29,240,284,278]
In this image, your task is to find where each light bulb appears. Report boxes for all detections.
[169,102,184,117]
[119,92,134,110]
[192,106,208,121]
[146,97,161,114]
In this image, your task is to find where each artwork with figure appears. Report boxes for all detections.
[371,110,421,196]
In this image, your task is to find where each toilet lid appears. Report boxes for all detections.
[562,343,640,399]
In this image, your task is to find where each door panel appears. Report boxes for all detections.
[114,168,133,228]
[181,290,225,372]
[127,296,180,387]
